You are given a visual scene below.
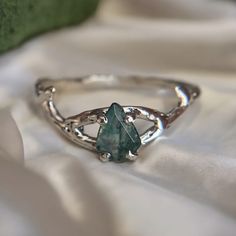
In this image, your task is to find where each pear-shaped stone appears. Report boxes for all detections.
[96,103,141,162]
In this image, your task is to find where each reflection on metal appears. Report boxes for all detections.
[35,75,200,161]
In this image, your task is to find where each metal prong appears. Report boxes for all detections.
[97,113,108,125]
[99,153,112,162]
[125,112,136,124]
[126,151,138,161]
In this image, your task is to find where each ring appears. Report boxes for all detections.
[35,75,200,163]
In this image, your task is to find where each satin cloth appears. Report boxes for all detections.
[1,0,236,235]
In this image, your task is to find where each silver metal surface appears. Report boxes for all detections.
[35,75,200,160]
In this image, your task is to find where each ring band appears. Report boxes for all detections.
[35,75,200,163]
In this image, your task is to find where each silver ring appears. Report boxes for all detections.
[35,75,200,163]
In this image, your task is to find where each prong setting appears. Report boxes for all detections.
[125,112,136,124]
[126,150,138,161]
[99,152,112,162]
[97,113,108,125]
[36,76,200,163]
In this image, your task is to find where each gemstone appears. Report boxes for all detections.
[96,103,141,163]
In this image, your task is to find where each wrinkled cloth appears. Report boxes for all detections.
[1,0,236,235]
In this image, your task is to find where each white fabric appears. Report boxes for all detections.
[1,0,236,235]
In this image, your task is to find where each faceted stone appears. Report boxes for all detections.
[96,103,141,163]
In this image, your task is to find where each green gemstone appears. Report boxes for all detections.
[96,103,141,163]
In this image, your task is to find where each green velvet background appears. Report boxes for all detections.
[0,0,99,53]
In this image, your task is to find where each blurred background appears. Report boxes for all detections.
[0,1,236,236]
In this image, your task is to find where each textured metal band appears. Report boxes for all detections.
[35,75,200,154]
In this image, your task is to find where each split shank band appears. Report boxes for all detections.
[35,75,200,162]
